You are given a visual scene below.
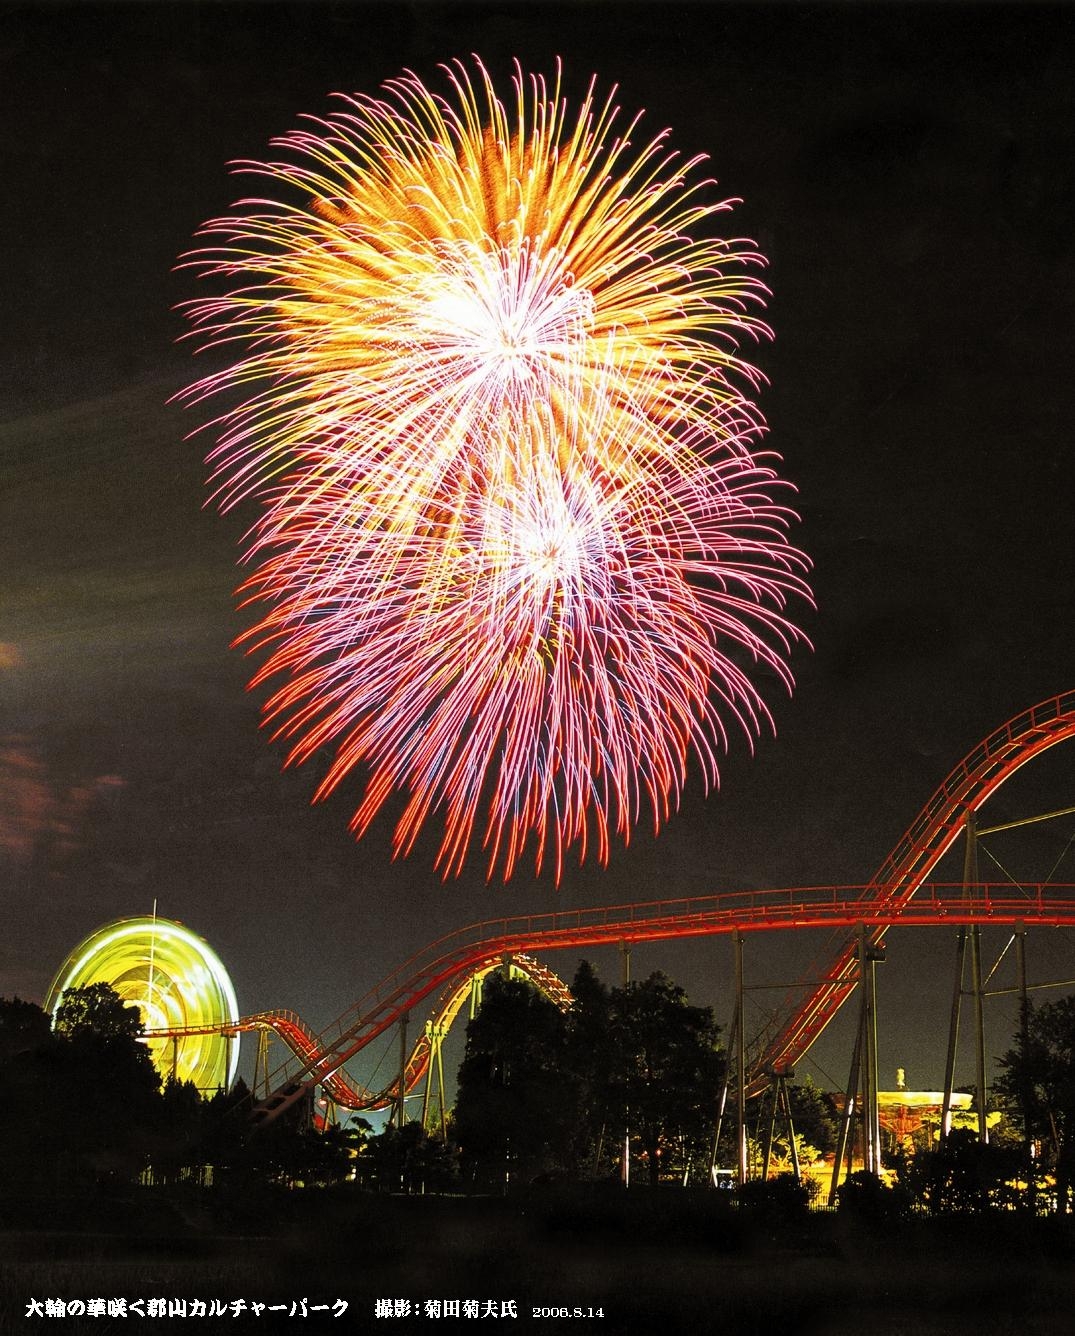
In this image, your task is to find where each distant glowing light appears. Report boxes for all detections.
[179,58,811,881]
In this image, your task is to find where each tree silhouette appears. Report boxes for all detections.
[996,995,1075,1211]
[454,972,574,1189]
[563,960,614,1177]
[0,996,52,1063]
[605,972,723,1186]
[54,981,144,1041]
[452,964,725,1189]
[0,988,160,1188]
[360,1121,457,1194]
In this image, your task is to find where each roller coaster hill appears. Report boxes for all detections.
[138,690,1075,1179]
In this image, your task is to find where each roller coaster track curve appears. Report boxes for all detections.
[225,879,1075,1124]
[152,952,572,1115]
[147,692,1075,1124]
[754,689,1075,1080]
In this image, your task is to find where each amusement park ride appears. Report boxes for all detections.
[48,691,1075,1196]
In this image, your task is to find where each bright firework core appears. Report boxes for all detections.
[179,59,812,881]
[414,246,597,384]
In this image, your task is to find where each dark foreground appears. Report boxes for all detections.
[3,1187,1074,1335]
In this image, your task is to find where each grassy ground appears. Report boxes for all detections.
[3,1189,1074,1334]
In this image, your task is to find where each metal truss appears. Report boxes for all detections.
[148,691,1075,1128]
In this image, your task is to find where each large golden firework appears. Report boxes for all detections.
[181,59,810,881]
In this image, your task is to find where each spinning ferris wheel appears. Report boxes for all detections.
[45,915,240,1093]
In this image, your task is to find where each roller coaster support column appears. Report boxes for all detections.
[394,1011,410,1129]
[830,1022,862,1207]
[968,822,990,1144]
[735,930,747,1186]
[253,1028,271,1101]
[761,1066,800,1184]
[859,925,884,1176]
[942,813,990,1142]
[970,926,989,1144]
[421,1020,448,1140]
[1015,923,1032,1167]
[828,926,884,1206]
[941,929,966,1140]
[621,941,632,1187]
[712,930,748,1186]
[709,929,741,1186]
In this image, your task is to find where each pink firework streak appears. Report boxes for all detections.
[179,59,812,881]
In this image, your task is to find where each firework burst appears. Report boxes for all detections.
[179,58,811,881]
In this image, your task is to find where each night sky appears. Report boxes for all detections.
[2,1,1073,1101]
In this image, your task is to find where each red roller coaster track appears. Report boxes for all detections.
[248,881,1075,1121]
[151,691,1075,1123]
[198,952,572,1113]
[756,688,1075,1077]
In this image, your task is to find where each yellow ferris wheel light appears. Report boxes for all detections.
[45,916,240,1093]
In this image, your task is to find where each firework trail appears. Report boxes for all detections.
[180,59,811,881]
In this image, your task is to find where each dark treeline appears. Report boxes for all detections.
[454,963,728,1189]
[0,985,365,1201]
[3,969,1075,1220]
